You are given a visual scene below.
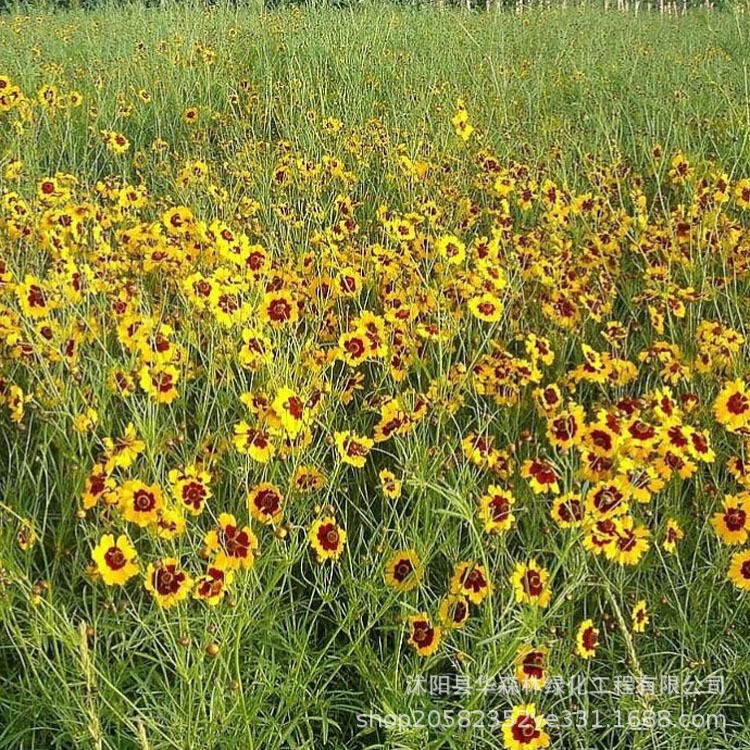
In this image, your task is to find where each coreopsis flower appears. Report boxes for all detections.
[501,704,550,750]
[168,464,212,516]
[477,486,516,534]
[272,387,307,439]
[119,480,165,527]
[104,422,146,472]
[631,600,649,633]
[450,561,492,605]
[727,549,750,591]
[435,233,466,265]
[546,403,586,451]
[515,645,548,691]
[334,430,373,468]
[139,363,180,404]
[144,559,193,609]
[550,493,585,528]
[406,613,441,656]
[194,566,234,605]
[521,459,560,495]
[438,594,470,629]
[379,469,402,499]
[663,518,684,553]
[91,534,138,586]
[259,289,299,328]
[17,519,37,551]
[468,292,504,323]
[384,549,423,592]
[232,422,275,462]
[510,560,551,608]
[575,619,599,659]
[603,516,650,566]
[154,508,186,540]
[309,516,347,562]
[205,513,258,570]
[711,493,750,545]
[82,464,116,510]
[451,100,474,142]
[714,379,750,433]
[292,465,326,493]
[247,482,284,525]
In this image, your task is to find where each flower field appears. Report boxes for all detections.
[1,3,750,749]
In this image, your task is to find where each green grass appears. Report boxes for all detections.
[1,3,750,749]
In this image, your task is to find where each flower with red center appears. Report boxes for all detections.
[334,430,373,469]
[144,558,193,609]
[118,480,165,527]
[260,290,298,328]
[169,464,212,516]
[550,492,585,528]
[91,534,138,586]
[515,645,548,691]
[292,465,326,493]
[521,459,560,495]
[82,463,116,510]
[194,566,234,606]
[575,619,599,659]
[384,549,423,592]
[711,493,750,545]
[272,387,307,439]
[478,485,516,534]
[309,516,347,562]
[603,515,650,566]
[406,613,442,656]
[727,549,750,591]
[511,560,551,608]
[468,292,504,323]
[501,704,550,750]
[139,363,180,405]
[205,514,259,571]
[631,600,649,633]
[450,560,493,605]
[338,329,369,366]
[438,594,470,629]
[248,482,284,525]
[714,379,750,433]
[663,518,684,554]
[585,479,630,520]
[546,403,585,451]
[232,421,275,463]
[379,469,402,500]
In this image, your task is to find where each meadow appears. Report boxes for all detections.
[1,2,750,748]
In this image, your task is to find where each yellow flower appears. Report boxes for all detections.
[406,613,441,656]
[272,387,307,439]
[468,292,504,323]
[204,513,258,571]
[118,480,165,528]
[435,233,466,265]
[144,558,193,609]
[450,561,492,605]
[727,549,750,591]
[714,379,750,433]
[510,560,551,608]
[91,534,138,586]
[309,516,346,562]
[248,482,284,525]
[477,485,515,534]
[631,600,649,633]
[384,549,423,592]
[502,704,550,750]
[334,430,373,469]
[575,619,599,659]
